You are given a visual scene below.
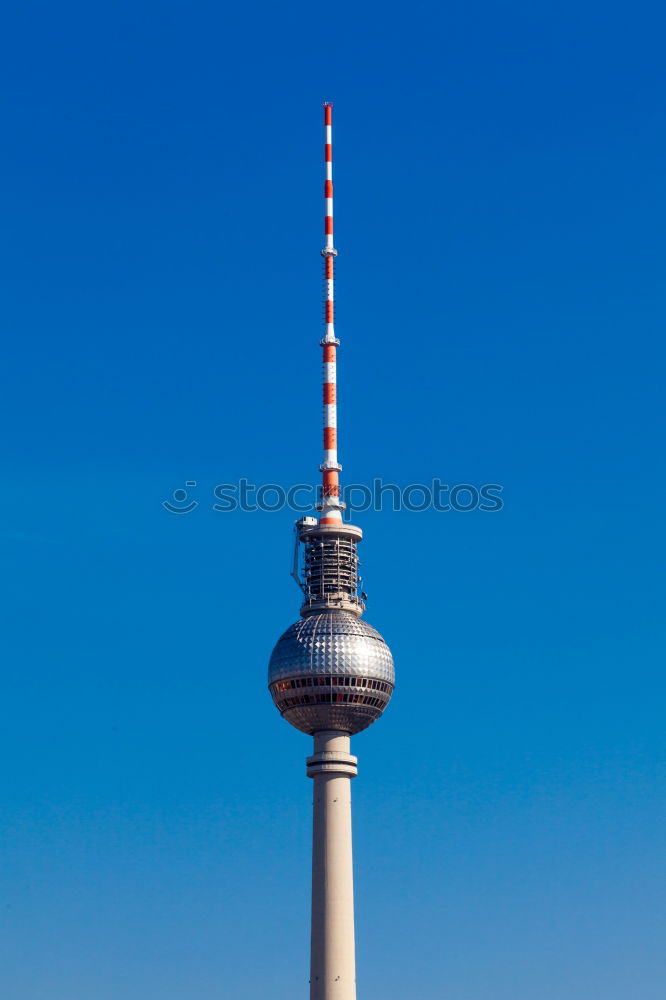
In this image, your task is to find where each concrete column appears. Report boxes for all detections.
[307,731,358,1000]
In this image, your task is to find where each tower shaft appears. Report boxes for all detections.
[308,731,358,1000]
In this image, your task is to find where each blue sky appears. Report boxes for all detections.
[2,1,665,998]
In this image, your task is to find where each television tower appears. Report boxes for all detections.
[268,104,395,1000]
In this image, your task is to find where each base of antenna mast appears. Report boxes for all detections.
[296,520,365,618]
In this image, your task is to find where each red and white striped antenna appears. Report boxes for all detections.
[318,102,344,526]
[290,103,365,616]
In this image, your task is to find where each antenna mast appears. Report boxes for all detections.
[319,102,344,526]
[287,102,364,617]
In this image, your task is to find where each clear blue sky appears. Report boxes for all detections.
[2,2,665,998]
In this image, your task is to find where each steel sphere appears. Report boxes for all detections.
[268,611,394,735]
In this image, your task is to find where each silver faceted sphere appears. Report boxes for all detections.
[268,611,395,735]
